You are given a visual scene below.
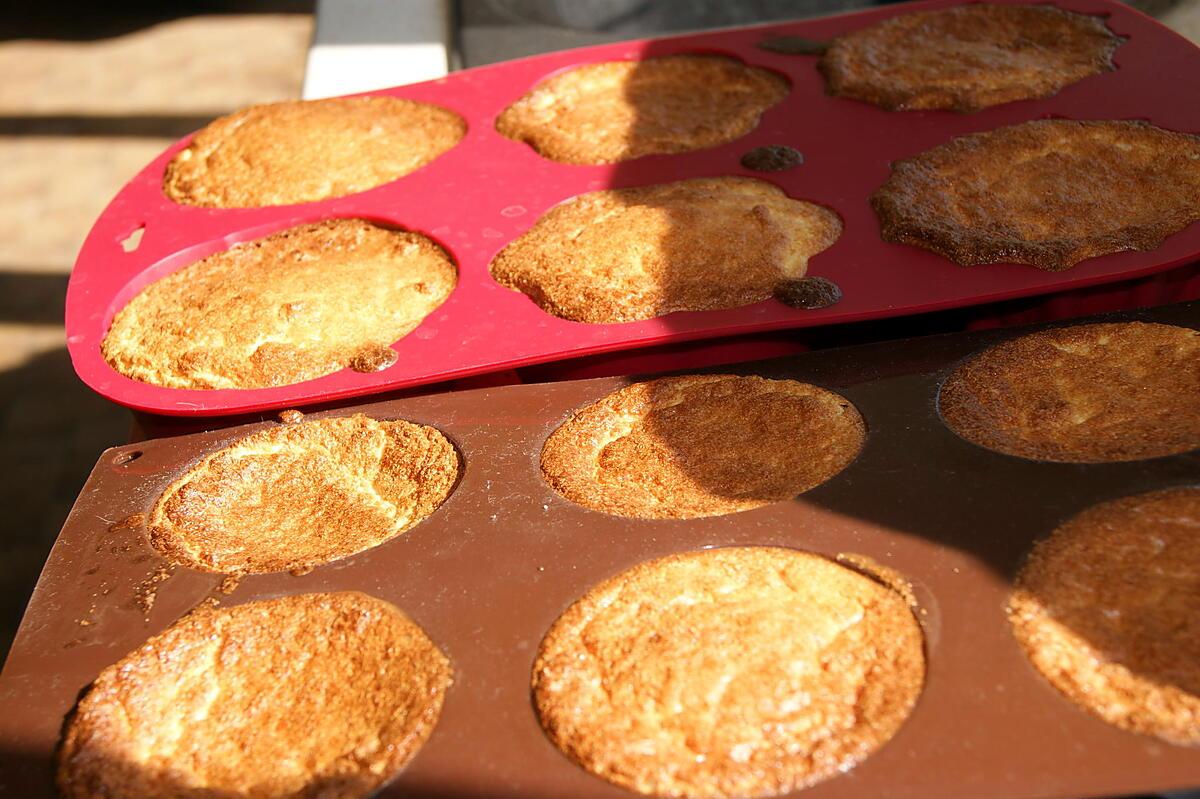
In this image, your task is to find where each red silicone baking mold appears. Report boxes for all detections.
[65,0,1200,416]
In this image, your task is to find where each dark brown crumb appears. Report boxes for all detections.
[818,5,1122,112]
[758,36,829,56]
[132,565,175,614]
[349,345,399,373]
[774,276,842,309]
[741,145,804,172]
[871,120,1200,270]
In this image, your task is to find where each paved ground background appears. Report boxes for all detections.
[0,0,1197,657]
[0,2,313,656]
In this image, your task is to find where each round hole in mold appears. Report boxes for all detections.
[112,450,143,466]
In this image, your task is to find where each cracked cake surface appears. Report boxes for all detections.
[533,546,925,798]
[490,177,841,324]
[150,414,459,574]
[496,55,788,164]
[1009,488,1200,746]
[58,592,452,799]
[163,96,465,207]
[939,321,1200,462]
[871,120,1200,270]
[541,374,865,519]
[819,4,1122,112]
[102,219,457,390]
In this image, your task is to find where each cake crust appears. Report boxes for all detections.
[819,4,1122,112]
[490,177,841,324]
[150,414,459,574]
[58,592,452,799]
[1009,488,1200,746]
[496,55,788,164]
[541,374,865,519]
[939,321,1200,463]
[102,219,457,390]
[533,547,925,798]
[872,120,1200,270]
[164,96,465,208]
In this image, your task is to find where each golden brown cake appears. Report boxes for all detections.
[819,5,1122,112]
[871,120,1200,270]
[163,96,465,207]
[939,322,1200,463]
[541,374,865,519]
[533,547,925,798]
[150,414,459,574]
[58,592,452,799]
[495,55,788,164]
[1009,488,1200,746]
[102,219,457,390]
[489,177,841,323]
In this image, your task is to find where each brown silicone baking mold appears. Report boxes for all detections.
[2,302,1198,798]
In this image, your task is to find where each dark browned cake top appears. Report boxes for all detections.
[1009,488,1200,746]
[495,55,789,164]
[150,414,460,574]
[872,120,1200,270]
[939,321,1200,462]
[489,176,841,324]
[819,4,1122,112]
[533,547,925,798]
[58,592,452,799]
[541,374,865,519]
[164,96,466,208]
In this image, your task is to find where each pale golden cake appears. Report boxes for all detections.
[163,96,465,207]
[58,592,452,798]
[489,177,842,323]
[150,414,459,574]
[495,55,788,164]
[102,219,457,390]
[533,547,925,798]
[541,374,865,519]
[872,120,1200,270]
[820,5,1122,112]
[939,322,1200,463]
[1009,488,1200,746]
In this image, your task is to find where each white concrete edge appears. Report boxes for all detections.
[302,0,453,99]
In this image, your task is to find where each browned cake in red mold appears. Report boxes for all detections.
[819,4,1122,112]
[150,414,460,574]
[541,374,865,518]
[872,120,1200,270]
[533,547,925,798]
[1009,488,1200,746]
[495,55,789,164]
[163,96,466,207]
[102,219,457,390]
[489,177,841,323]
[938,321,1200,462]
[58,592,452,799]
